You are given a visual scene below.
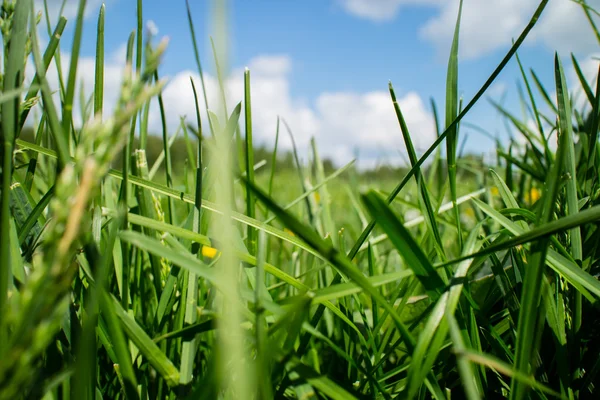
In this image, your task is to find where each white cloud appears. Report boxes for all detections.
[420,0,600,60]
[335,0,442,22]
[25,40,435,167]
[334,0,599,59]
[158,55,436,167]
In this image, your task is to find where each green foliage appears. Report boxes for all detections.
[1,0,600,398]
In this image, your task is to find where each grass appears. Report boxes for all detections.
[1,0,600,398]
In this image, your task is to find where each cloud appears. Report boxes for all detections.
[420,0,600,60]
[25,35,435,168]
[334,0,599,60]
[158,55,436,167]
[335,0,442,22]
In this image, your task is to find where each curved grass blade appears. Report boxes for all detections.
[447,312,481,400]
[515,50,550,158]
[185,0,212,134]
[109,295,180,387]
[61,0,87,140]
[1,0,30,316]
[445,0,464,250]
[571,53,595,107]
[18,16,67,129]
[244,68,257,254]
[390,82,445,261]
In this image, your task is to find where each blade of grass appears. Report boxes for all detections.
[281,118,315,225]
[447,312,481,400]
[390,82,446,261]
[445,0,464,250]
[515,49,550,159]
[61,0,87,143]
[94,4,105,117]
[244,68,257,254]
[18,16,67,129]
[185,0,212,134]
[1,0,30,319]
[109,295,180,387]
[361,190,446,298]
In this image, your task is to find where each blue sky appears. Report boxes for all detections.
[34,0,600,167]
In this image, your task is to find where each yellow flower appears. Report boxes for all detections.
[526,187,541,203]
[490,186,499,196]
[202,246,218,259]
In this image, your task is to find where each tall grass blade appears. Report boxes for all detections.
[1,0,30,317]
[61,0,87,141]
[244,68,257,254]
[445,0,464,250]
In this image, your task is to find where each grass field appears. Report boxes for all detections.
[2,0,600,398]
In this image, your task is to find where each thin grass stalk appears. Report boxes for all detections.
[390,82,446,261]
[118,31,136,308]
[180,75,205,387]
[19,16,66,129]
[0,0,30,325]
[154,69,175,224]
[61,0,87,144]
[185,0,213,135]
[515,50,549,160]
[94,4,105,118]
[268,117,280,198]
[42,0,67,103]
[281,118,314,224]
[245,68,256,254]
[445,0,464,251]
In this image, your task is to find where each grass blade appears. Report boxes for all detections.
[445,0,464,250]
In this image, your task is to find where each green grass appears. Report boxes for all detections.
[1,0,600,398]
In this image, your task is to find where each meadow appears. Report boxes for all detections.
[1,0,600,398]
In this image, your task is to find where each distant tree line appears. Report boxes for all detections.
[18,126,486,181]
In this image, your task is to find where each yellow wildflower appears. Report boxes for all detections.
[284,228,296,237]
[202,246,218,259]
[490,186,499,196]
[525,187,541,203]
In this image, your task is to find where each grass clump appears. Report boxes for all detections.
[1,0,600,398]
